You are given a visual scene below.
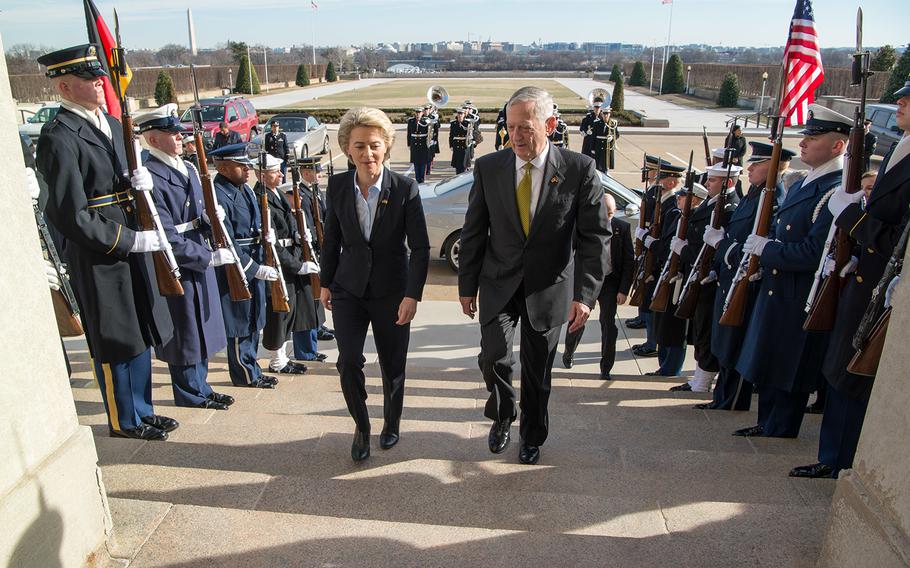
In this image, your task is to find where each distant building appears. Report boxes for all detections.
[387,63,421,74]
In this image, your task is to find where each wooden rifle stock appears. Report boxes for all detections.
[311,180,325,252]
[847,306,890,376]
[290,152,321,299]
[629,164,664,307]
[702,126,712,168]
[257,154,290,313]
[651,152,695,313]
[35,203,84,336]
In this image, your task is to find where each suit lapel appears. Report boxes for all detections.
[343,170,369,245]
[527,145,565,241]
[495,151,525,239]
[369,168,393,243]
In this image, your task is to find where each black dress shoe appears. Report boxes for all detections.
[693,402,716,410]
[632,346,659,357]
[626,319,647,329]
[317,326,335,341]
[311,352,328,362]
[208,392,235,406]
[276,362,307,374]
[518,441,540,465]
[789,462,835,479]
[600,374,612,381]
[733,424,764,437]
[141,414,179,432]
[197,399,229,410]
[260,375,279,385]
[805,402,824,415]
[562,353,574,369]
[110,423,168,441]
[351,428,370,462]
[249,378,276,389]
[488,419,512,454]
[379,423,400,450]
[669,383,692,391]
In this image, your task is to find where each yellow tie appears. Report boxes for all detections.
[517,162,533,236]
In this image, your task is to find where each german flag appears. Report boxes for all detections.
[84,0,131,119]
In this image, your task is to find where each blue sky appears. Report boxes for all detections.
[1,0,907,52]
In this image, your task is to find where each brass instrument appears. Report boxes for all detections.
[586,87,612,109]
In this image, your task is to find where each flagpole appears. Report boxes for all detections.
[659,0,673,95]
[311,4,317,66]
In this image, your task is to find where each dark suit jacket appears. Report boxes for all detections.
[604,217,634,296]
[458,144,610,331]
[321,168,430,300]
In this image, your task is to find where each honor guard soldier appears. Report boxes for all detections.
[136,104,235,410]
[791,76,910,478]
[669,163,740,393]
[701,141,792,410]
[257,155,323,373]
[449,108,470,174]
[549,108,570,149]
[591,107,619,173]
[182,134,199,169]
[264,121,290,179]
[36,44,177,440]
[209,143,280,389]
[734,105,851,438]
[406,107,430,183]
[703,147,744,200]
[580,99,603,161]
[287,157,330,361]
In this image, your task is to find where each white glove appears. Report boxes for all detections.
[264,228,276,245]
[839,255,859,278]
[303,227,313,244]
[210,248,236,267]
[297,261,320,275]
[827,185,864,219]
[635,227,649,241]
[703,226,725,248]
[202,205,226,226]
[45,259,61,291]
[255,265,279,281]
[821,255,836,277]
[644,236,658,249]
[130,166,154,192]
[24,167,40,201]
[885,275,900,307]
[700,270,718,285]
[130,230,163,253]
[670,236,687,255]
[743,234,769,256]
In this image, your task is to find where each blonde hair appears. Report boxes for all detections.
[337,107,395,160]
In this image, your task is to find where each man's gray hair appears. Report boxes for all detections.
[507,86,554,124]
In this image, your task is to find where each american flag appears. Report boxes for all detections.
[311,0,318,8]
[779,0,824,126]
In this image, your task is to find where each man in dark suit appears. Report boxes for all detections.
[213,122,242,150]
[36,45,177,440]
[458,86,610,465]
[320,107,430,462]
[791,76,910,478]
[734,105,851,439]
[561,193,633,380]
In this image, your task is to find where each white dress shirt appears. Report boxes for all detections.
[514,143,551,224]
[801,154,844,188]
[885,135,910,175]
[60,99,112,140]
[148,147,189,178]
[353,168,384,240]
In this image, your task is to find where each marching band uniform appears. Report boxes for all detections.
[406,108,430,183]
[450,111,469,174]
[549,115,570,149]
[494,104,509,150]
[735,106,850,438]
[579,105,601,160]
[591,111,619,173]
[209,143,278,389]
[36,45,176,440]
[136,105,233,411]
[424,104,440,176]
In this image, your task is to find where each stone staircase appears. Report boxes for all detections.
[67,299,834,567]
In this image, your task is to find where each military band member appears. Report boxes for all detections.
[424,103,440,176]
[289,158,329,362]
[209,143,280,389]
[791,77,910,478]
[733,105,851,438]
[406,107,430,183]
[549,110,570,149]
[669,164,740,393]
[494,103,509,150]
[449,108,469,174]
[264,121,290,179]
[36,44,177,440]
[591,107,619,173]
[580,99,603,161]
[257,155,323,374]
[136,105,235,411]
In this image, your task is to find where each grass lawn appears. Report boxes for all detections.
[293,78,587,110]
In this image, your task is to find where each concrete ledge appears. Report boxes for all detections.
[641,118,671,128]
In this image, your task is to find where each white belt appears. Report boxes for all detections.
[174,217,202,234]
[277,238,294,247]
[452,136,466,140]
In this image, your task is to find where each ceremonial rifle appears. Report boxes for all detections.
[327,148,336,176]
[290,149,322,299]
[847,210,910,376]
[257,152,290,313]
[650,151,695,313]
[804,7,872,331]
[189,64,251,301]
[702,127,712,169]
[311,170,325,254]
[718,57,788,327]
[633,154,649,259]
[629,157,665,307]
[676,151,735,319]
[35,202,83,336]
[111,11,183,296]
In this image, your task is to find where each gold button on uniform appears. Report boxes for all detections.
[856,275,864,283]
[768,290,774,296]
[772,269,778,275]
[786,224,792,231]
[867,247,875,254]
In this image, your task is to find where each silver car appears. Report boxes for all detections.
[420,170,641,272]
[252,113,330,159]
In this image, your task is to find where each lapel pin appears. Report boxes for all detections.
[550,175,559,184]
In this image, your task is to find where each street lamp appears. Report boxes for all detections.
[228,68,234,94]
[686,65,691,94]
[759,71,769,122]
